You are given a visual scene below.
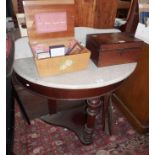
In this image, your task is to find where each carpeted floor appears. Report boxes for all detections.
[13,102,149,155]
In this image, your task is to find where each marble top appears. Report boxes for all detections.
[13,27,137,90]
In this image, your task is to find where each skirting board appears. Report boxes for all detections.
[112,93,148,134]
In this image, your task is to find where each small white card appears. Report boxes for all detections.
[50,45,66,57]
[37,52,50,59]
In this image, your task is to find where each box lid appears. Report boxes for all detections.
[87,33,144,51]
[23,0,75,43]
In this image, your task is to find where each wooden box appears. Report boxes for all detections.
[86,32,143,67]
[23,0,90,76]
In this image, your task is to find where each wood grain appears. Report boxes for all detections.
[113,43,149,133]
[35,50,90,77]
[118,0,131,9]
[86,32,143,67]
[120,0,139,34]
[75,0,118,28]
[23,0,74,5]
[23,0,75,42]
[94,0,118,28]
[15,0,122,28]
[74,0,96,27]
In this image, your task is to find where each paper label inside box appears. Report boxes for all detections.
[35,12,67,33]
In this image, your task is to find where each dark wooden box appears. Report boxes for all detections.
[86,32,143,67]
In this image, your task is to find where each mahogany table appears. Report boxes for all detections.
[13,29,137,144]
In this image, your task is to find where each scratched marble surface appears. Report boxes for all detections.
[14,28,136,89]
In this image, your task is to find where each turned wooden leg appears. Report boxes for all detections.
[83,97,102,144]
[102,93,113,135]
[48,99,57,114]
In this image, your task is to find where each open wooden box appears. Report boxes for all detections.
[23,0,91,77]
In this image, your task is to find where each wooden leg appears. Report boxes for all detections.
[83,97,102,144]
[48,99,57,114]
[102,93,113,135]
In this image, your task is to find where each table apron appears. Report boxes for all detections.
[14,73,124,100]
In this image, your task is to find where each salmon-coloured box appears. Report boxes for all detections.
[23,0,91,77]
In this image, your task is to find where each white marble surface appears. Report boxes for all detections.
[15,37,33,59]
[14,27,136,89]
[14,57,136,89]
